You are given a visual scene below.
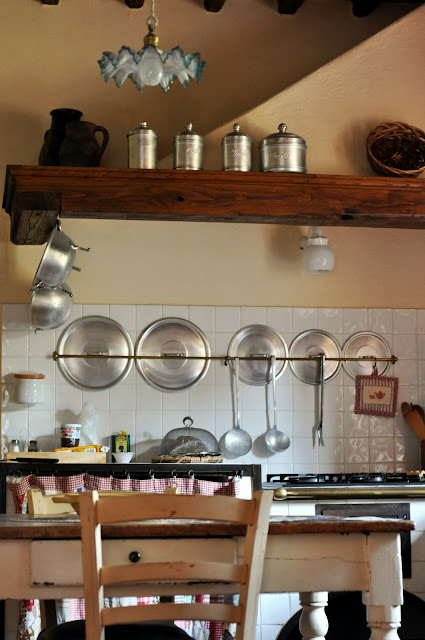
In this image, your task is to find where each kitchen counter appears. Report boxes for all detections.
[0,513,411,639]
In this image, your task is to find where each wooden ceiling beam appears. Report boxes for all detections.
[277,0,306,14]
[204,0,227,11]
[351,0,380,16]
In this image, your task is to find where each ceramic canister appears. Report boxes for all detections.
[127,121,157,169]
[259,123,306,173]
[222,123,252,171]
[173,122,203,170]
[11,373,45,405]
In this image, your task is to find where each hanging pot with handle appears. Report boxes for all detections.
[33,219,90,287]
[30,282,73,331]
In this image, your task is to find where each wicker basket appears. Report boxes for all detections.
[366,121,425,178]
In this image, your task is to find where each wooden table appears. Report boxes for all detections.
[0,514,413,640]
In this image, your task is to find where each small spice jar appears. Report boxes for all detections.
[28,440,39,452]
[259,123,306,173]
[10,439,20,453]
[173,122,204,170]
[222,123,252,171]
[127,121,157,169]
[11,373,45,405]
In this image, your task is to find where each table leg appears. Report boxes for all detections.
[298,591,328,640]
[363,531,403,640]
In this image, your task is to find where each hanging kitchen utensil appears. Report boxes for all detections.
[402,403,425,440]
[264,355,290,453]
[135,317,210,392]
[33,219,90,288]
[223,357,252,457]
[56,316,133,390]
[315,352,325,447]
[227,324,288,385]
[342,331,391,379]
[30,282,73,331]
[355,360,398,418]
[289,330,342,384]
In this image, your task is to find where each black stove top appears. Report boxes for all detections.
[266,472,425,487]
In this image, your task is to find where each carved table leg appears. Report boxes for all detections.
[363,531,403,640]
[298,591,328,640]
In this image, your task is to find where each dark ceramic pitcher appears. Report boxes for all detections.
[58,121,109,167]
[39,108,83,166]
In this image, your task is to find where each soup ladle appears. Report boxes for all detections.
[265,355,290,453]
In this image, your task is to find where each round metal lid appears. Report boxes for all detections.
[342,331,391,379]
[289,330,342,384]
[174,122,203,143]
[127,121,157,139]
[135,318,211,392]
[259,123,306,147]
[56,316,133,391]
[222,123,251,141]
[227,325,288,386]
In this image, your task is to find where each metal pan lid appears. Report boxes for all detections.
[289,330,342,384]
[227,325,288,385]
[135,317,211,392]
[56,316,133,391]
[342,331,391,379]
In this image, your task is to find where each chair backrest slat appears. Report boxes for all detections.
[78,489,272,640]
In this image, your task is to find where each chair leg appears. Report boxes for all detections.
[40,600,57,628]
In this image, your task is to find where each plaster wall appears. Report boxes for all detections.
[0,1,424,308]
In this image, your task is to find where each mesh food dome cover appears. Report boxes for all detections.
[159,416,221,455]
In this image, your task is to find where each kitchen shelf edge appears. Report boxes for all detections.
[3,165,425,245]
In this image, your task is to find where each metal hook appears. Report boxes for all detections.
[171,469,178,479]
[188,470,194,479]
[149,469,155,480]
[126,471,131,480]
[224,356,230,367]
[372,357,378,376]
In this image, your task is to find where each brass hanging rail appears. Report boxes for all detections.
[52,351,398,363]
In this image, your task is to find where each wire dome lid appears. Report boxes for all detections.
[159,416,221,456]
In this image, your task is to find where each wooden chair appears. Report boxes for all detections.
[37,489,272,640]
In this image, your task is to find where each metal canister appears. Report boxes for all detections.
[222,123,252,171]
[259,123,306,173]
[173,122,203,170]
[127,121,157,169]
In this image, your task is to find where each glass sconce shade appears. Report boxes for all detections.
[99,44,205,93]
[301,226,335,273]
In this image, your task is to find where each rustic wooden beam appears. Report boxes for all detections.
[351,0,380,16]
[125,0,145,7]
[277,0,306,14]
[9,192,60,245]
[4,166,425,245]
[204,0,226,11]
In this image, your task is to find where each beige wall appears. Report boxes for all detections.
[0,0,424,307]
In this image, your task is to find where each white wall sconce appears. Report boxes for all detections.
[300,226,335,274]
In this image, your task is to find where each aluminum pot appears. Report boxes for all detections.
[30,282,73,331]
[259,123,306,173]
[33,220,90,287]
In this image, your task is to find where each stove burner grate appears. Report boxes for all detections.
[266,472,425,486]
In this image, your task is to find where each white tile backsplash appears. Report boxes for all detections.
[1,304,422,475]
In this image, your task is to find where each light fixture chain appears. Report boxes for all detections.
[147,0,158,31]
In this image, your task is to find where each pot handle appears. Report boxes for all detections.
[70,242,91,252]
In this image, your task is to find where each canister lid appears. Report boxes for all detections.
[222,123,252,142]
[127,121,158,139]
[13,373,45,379]
[174,122,203,143]
[259,123,306,147]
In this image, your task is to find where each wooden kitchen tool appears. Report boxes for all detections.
[401,402,425,440]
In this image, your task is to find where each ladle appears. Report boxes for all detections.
[223,357,252,457]
[265,355,290,453]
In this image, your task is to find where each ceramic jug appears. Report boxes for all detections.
[58,120,109,167]
[39,108,83,166]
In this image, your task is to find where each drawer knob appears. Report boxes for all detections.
[129,551,141,563]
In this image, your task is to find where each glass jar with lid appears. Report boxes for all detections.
[11,373,45,405]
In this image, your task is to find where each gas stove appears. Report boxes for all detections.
[263,472,425,499]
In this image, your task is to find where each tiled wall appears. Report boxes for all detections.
[1,303,424,480]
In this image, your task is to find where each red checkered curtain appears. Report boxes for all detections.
[7,473,240,640]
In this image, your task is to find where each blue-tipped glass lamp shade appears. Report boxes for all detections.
[99,43,205,93]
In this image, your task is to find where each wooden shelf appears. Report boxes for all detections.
[3,165,425,245]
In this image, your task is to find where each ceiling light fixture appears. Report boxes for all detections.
[300,226,335,274]
[98,0,206,93]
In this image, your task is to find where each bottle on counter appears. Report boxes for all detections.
[28,440,39,452]
[10,439,20,452]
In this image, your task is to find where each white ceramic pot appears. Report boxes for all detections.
[11,373,45,405]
